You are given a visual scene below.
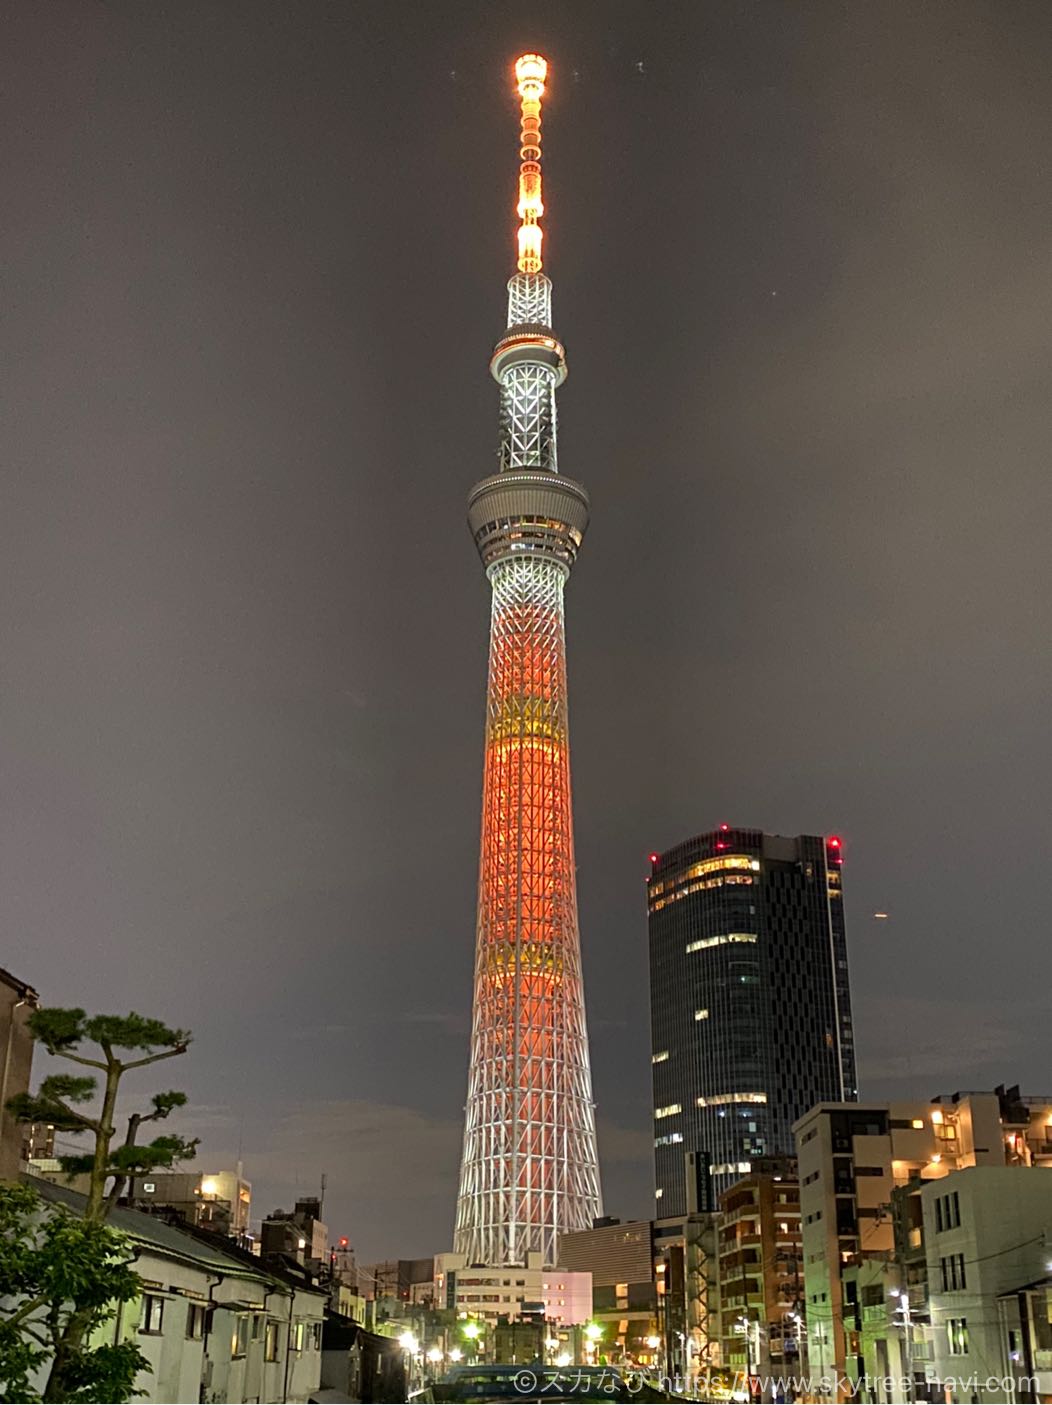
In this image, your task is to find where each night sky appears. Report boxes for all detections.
[4,0,1052,1264]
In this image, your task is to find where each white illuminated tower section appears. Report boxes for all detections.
[454,55,602,1268]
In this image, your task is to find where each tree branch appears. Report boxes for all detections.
[5,1294,49,1330]
[121,1044,189,1071]
[51,1050,108,1071]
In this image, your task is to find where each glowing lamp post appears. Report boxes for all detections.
[462,1320,483,1365]
[584,1322,602,1364]
[399,1332,419,1395]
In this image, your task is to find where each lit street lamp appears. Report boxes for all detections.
[584,1322,602,1363]
[399,1331,419,1395]
[462,1319,483,1365]
[890,1289,914,1402]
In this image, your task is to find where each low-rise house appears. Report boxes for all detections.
[25,1179,328,1404]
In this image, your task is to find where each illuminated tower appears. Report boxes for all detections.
[453,55,602,1267]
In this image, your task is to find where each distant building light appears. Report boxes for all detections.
[912,1119,924,1129]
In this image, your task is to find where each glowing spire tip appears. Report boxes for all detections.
[513,53,548,273]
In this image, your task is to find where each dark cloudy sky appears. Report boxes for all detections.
[4,0,1052,1262]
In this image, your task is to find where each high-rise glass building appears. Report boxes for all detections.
[452,55,602,1268]
[647,827,856,1216]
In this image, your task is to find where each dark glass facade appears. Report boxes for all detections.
[647,828,857,1216]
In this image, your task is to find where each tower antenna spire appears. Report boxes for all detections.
[514,54,547,273]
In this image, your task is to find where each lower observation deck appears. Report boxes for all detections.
[467,470,589,572]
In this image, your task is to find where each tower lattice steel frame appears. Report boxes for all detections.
[454,55,602,1268]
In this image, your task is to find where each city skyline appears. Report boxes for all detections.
[4,0,1052,1266]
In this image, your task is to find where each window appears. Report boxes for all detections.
[140,1295,165,1335]
[686,933,758,953]
[947,1318,968,1355]
[292,1321,307,1353]
[694,1009,709,1021]
[654,1132,684,1146]
[312,1322,323,1350]
[940,1253,967,1292]
[651,1051,669,1064]
[231,1316,249,1359]
[655,1104,681,1119]
[251,1313,264,1340]
[936,1190,961,1232]
[186,1303,207,1340]
[265,1322,281,1362]
[696,1092,766,1107]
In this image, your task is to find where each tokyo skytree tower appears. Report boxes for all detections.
[453,55,603,1268]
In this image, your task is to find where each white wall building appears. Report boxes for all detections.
[28,1179,328,1404]
[922,1165,1052,1404]
[795,1088,1052,1401]
[434,1251,592,1326]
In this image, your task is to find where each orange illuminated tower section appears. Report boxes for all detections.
[454,55,602,1267]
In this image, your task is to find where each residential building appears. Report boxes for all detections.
[0,969,38,1180]
[21,1120,55,1170]
[126,1168,251,1239]
[648,828,855,1215]
[922,1166,1052,1403]
[716,1158,803,1384]
[26,1178,327,1403]
[262,1196,328,1269]
[1001,1273,1052,1402]
[320,1318,408,1403]
[795,1087,1052,1401]
[559,1217,661,1363]
[359,1257,435,1304]
[433,1251,591,1327]
[652,1208,723,1386]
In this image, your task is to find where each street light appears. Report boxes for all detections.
[890,1290,914,1402]
[399,1332,419,1395]
[813,1322,828,1402]
[462,1320,482,1364]
[448,1348,463,1363]
[736,1315,754,1383]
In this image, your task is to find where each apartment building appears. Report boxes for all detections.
[795,1086,1052,1401]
